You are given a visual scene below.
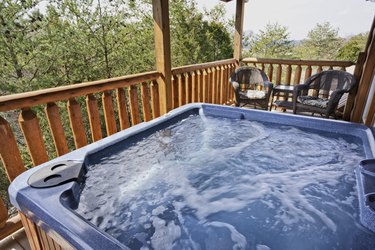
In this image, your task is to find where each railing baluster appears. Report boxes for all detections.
[67,98,87,149]
[45,103,69,156]
[340,67,346,71]
[0,199,7,228]
[276,64,282,84]
[293,65,302,85]
[19,109,49,165]
[329,66,334,70]
[215,66,221,104]
[128,85,141,125]
[268,64,273,82]
[197,70,203,102]
[261,63,265,72]
[211,67,217,104]
[185,73,192,104]
[102,91,117,136]
[207,68,213,103]
[178,74,186,106]
[285,65,292,85]
[150,81,160,118]
[171,75,179,109]
[202,69,208,103]
[316,66,323,74]
[228,64,233,102]
[223,65,229,103]
[116,88,130,131]
[141,82,152,122]
[304,66,312,82]
[86,94,103,142]
[220,66,225,104]
[0,116,24,180]
[191,71,198,103]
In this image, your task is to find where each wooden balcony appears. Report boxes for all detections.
[0,0,374,248]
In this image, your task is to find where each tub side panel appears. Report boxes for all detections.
[20,212,72,250]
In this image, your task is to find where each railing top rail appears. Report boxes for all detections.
[171,58,237,75]
[0,71,161,112]
[241,57,355,67]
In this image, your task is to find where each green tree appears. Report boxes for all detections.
[295,22,343,60]
[170,0,232,66]
[0,0,45,94]
[337,32,368,61]
[245,22,293,58]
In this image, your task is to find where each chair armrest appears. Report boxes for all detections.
[264,81,273,90]
[230,80,240,92]
[326,89,348,115]
[292,84,309,113]
[264,81,273,99]
[293,84,309,102]
[230,80,241,106]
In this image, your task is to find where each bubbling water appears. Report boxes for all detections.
[75,114,374,250]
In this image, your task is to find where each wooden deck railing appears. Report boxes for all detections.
[0,58,236,239]
[241,57,359,117]
[241,57,356,85]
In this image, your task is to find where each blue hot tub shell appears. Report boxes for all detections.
[8,104,375,250]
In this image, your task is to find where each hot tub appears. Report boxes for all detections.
[9,104,375,250]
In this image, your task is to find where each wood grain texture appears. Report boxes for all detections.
[242,57,355,67]
[304,66,312,82]
[0,116,24,181]
[0,71,160,112]
[86,94,103,141]
[153,0,172,114]
[18,109,48,166]
[293,65,302,85]
[141,82,152,122]
[343,52,366,121]
[116,88,130,130]
[128,85,141,125]
[45,103,69,156]
[102,91,117,136]
[351,23,375,122]
[67,98,87,149]
[150,81,160,118]
[178,74,186,106]
[267,64,273,82]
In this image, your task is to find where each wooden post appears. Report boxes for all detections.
[343,52,366,121]
[19,109,49,166]
[86,94,103,141]
[0,116,24,181]
[351,16,375,123]
[67,98,87,149]
[102,91,117,136]
[150,81,160,118]
[0,199,7,228]
[45,103,69,156]
[153,0,172,114]
[234,0,245,64]
[141,82,152,122]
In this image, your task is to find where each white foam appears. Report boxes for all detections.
[206,221,247,250]
[150,217,181,250]
[76,115,366,249]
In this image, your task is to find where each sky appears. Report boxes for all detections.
[196,0,374,40]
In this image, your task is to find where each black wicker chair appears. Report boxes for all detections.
[230,67,273,110]
[292,70,357,118]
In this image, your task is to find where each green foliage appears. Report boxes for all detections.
[245,22,293,59]
[170,0,232,66]
[337,32,368,61]
[295,22,344,60]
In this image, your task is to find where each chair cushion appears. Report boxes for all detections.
[240,90,266,99]
[297,96,329,109]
